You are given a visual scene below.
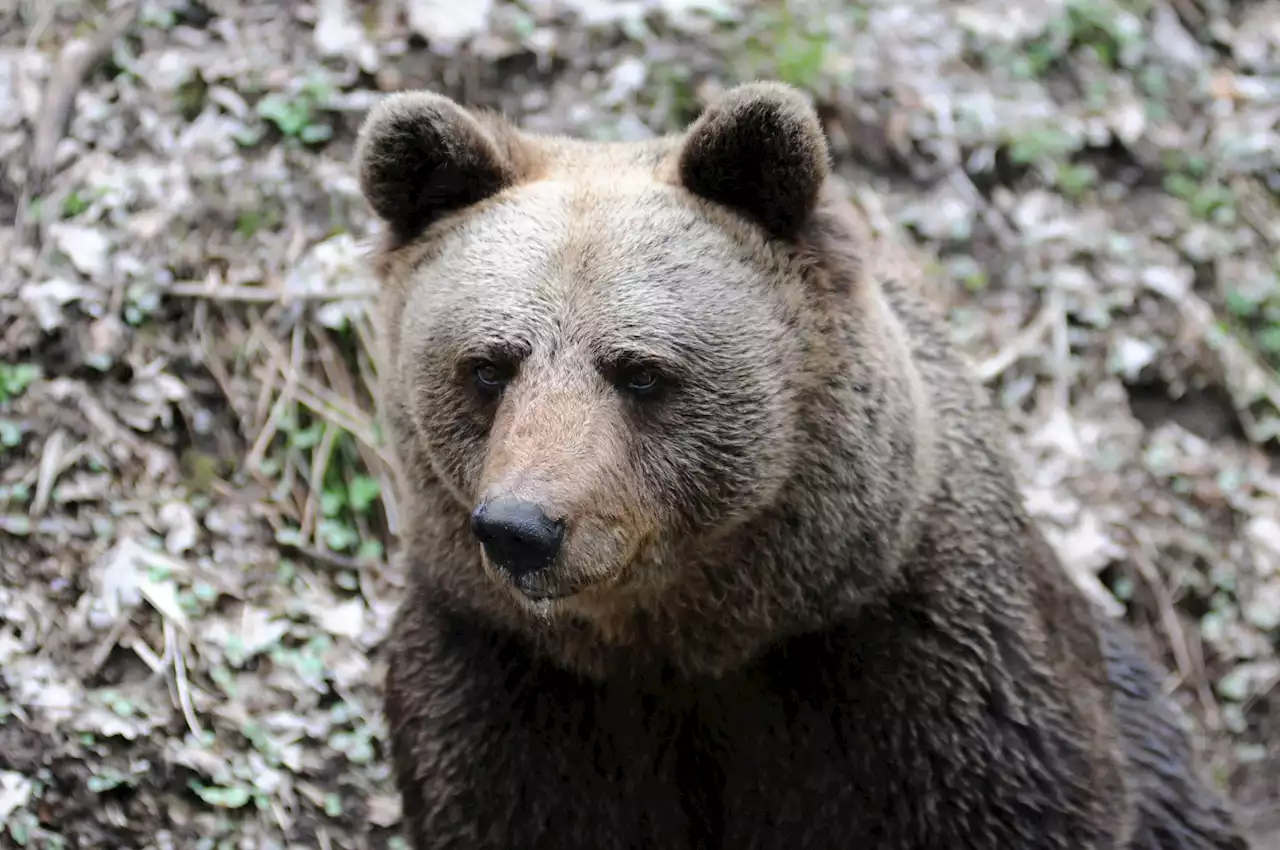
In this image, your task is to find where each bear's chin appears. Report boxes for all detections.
[479,549,649,618]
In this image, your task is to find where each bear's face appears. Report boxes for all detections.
[357,83,831,609]
[396,181,803,602]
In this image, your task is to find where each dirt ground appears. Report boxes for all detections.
[0,0,1278,847]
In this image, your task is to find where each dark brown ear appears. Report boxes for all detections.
[355,91,517,246]
[677,82,830,239]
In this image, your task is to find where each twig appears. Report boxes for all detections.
[85,614,131,679]
[30,428,69,516]
[277,538,369,572]
[948,169,1018,252]
[1165,0,1204,32]
[245,323,305,471]
[975,304,1056,384]
[24,1,140,224]
[196,303,257,440]
[270,798,294,842]
[1241,670,1280,717]
[166,618,205,741]
[352,315,400,533]
[1230,177,1278,249]
[300,421,339,546]
[291,382,389,462]
[240,315,282,429]
[126,633,166,675]
[315,323,391,496]
[44,378,149,464]
[21,0,56,50]
[1131,530,1219,732]
[248,358,392,468]
[1047,289,1072,414]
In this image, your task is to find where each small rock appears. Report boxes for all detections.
[1217,660,1280,702]
[49,224,111,279]
[1109,98,1146,146]
[0,771,34,822]
[1140,265,1193,300]
[1246,515,1280,577]
[1110,337,1157,382]
[1244,581,1280,632]
[1150,5,1206,68]
[320,597,367,641]
[1030,408,1085,460]
[20,278,100,331]
[404,0,495,53]
[159,502,200,555]
[147,49,197,93]
[313,0,380,70]
[204,503,256,542]
[600,57,647,106]
[1044,511,1126,618]
[52,473,113,504]
[84,314,129,368]
[366,792,403,828]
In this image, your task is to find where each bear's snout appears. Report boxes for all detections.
[470,497,566,592]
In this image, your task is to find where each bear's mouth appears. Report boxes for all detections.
[507,572,580,602]
[479,544,646,608]
[479,553,590,603]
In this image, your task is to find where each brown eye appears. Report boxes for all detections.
[474,361,510,390]
[621,365,660,396]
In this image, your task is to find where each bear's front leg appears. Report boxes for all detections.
[383,590,692,850]
[717,604,1131,850]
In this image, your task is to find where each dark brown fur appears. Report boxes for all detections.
[355,81,1250,849]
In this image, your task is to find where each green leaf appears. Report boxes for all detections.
[1256,325,1280,354]
[190,781,253,809]
[0,363,41,401]
[348,475,381,513]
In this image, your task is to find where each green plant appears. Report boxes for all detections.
[255,77,335,145]
[1055,162,1099,198]
[1008,125,1083,166]
[0,363,41,403]
[738,5,833,92]
[1163,172,1236,223]
[1223,275,1280,370]
[1022,0,1145,75]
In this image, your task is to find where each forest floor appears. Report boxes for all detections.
[1,0,1279,847]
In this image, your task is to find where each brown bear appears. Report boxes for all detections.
[354,81,1251,849]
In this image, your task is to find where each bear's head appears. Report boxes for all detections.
[356,82,881,619]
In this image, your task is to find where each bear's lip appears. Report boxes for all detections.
[515,587,576,602]
[479,543,647,606]
[506,569,588,602]
[480,554,589,602]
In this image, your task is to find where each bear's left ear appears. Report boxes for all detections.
[676,81,830,240]
[355,91,520,246]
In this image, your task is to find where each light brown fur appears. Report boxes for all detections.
[356,82,1249,849]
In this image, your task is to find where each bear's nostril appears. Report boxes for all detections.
[470,498,565,579]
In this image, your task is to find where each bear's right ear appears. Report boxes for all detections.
[355,92,517,246]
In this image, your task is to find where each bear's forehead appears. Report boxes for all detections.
[428,179,768,303]
[398,177,787,359]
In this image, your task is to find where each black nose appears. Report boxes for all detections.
[470,498,565,579]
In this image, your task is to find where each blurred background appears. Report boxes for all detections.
[0,0,1278,847]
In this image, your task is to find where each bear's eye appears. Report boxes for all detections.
[619,364,661,396]
[473,360,514,391]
